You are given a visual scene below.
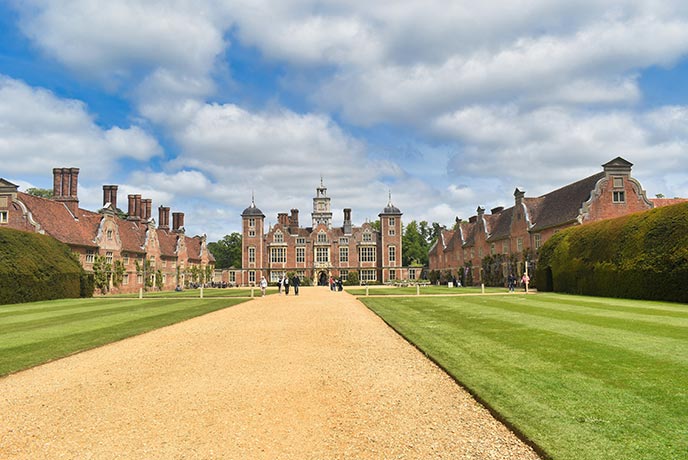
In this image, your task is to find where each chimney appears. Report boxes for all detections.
[289,208,299,228]
[52,167,79,215]
[141,198,152,221]
[277,212,288,227]
[514,188,525,206]
[477,206,485,216]
[343,208,352,234]
[127,194,140,220]
[158,206,170,230]
[102,185,118,208]
[134,194,142,219]
[491,206,504,214]
[172,212,185,232]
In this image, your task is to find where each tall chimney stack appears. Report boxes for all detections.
[158,206,170,230]
[52,167,79,215]
[172,212,185,232]
[141,198,152,221]
[127,194,140,220]
[343,208,352,234]
[102,185,118,209]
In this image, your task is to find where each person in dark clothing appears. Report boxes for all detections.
[292,275,300,295]
[284,275,290,295]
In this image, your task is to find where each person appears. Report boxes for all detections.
[277,275,283,295]
[292,274,300,295]
[284,275,290,295]
[259,276,268,297]
[508,273,516,292]
[337,278,343,291]
[521,273,530,292]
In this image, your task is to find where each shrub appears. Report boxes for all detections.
[536,202,688,302]
[0,227,88,304]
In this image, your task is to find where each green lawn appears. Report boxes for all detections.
[347,285,510,296]
[360,293,688,460]
[112,287,275,298]
[0,297,247,377]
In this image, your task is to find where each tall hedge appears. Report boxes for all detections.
[536,202,688,302]
[0,227,91,305]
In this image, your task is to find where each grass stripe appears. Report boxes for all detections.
[0,298,247,377]
[362,293,688,460]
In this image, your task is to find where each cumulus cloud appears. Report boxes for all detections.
[0,75,162,178]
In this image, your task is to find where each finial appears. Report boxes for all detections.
[251,190,255,207]
[388,190,393,206]
[320,174,324,188]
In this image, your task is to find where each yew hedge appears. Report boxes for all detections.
[536,202,688,302]
[0,227,91,305]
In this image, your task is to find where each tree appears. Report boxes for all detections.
[208,233,242,269]
[402,220,428,266]
[25,187,53,198]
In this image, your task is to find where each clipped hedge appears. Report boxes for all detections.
[0,227,91,305]
[536,202,688,302]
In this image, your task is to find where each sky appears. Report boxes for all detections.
[1,1,688,241]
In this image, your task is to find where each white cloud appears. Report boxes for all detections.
[0,75,162,178]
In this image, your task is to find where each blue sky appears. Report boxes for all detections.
[1,1,687,241]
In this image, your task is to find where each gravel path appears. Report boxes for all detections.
[0,287,540,459]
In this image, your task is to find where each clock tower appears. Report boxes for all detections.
[311,177,332,228]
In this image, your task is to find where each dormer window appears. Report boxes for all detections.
[363,231,372,242]
[106,229,113,240]
[0,211,7,223]
[613,191,626,203]
[274,231,284,243]
[317,232,327,243]
[613,177,624,188]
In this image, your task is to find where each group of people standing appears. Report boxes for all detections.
[259,274,300,297]
[328,276,343,292]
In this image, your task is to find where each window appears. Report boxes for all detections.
[409,268,416,280]
[106,229,113,240]
[502,242,509,254]
[86,249,95,263]
[490,243,496,255]
[149,256,155,268]
[613,177,624,188]
[228,271,236,283]
[613,191,626,203]
[389,227,395,236]
[249,218,255,228]
[362,231,372,242]
[388,246,396,263]
[106,252,113,264]
[297,237,306,245]
[340,246,349,262]
[339,237,348,244]
[271,247,286,263]
[478,247,483,258]
[517,238,523,252]
[361,269,377,282]
[389,217,395,226]
[270,271,285,282]
[296,247,305,263]
[248,247,256,263]
[274,231,283,243]
[339,269,348,280]
[123,274,129,285]
[249,230,256,237]
[0,211,7,223]
[316,247,329,263]
[389,269,396,280]
[137,274,143,284]
[388,217,395,236]
[123,254,129,265]
[360,246,376,262]
[249,271,255,283]
[534,234,542,250]
[317,232,327,243]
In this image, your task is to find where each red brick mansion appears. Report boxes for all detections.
[428,157,686,285]
[0,168,214,294]
[236,180,413,286]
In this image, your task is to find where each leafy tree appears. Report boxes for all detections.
[370,219,381,232]
[208,233,242,269]
[402,220,428,266]
[25,187,53,198]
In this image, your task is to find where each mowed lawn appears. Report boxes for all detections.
[0,297,247,377]
[113,287,276,298]
[360,293,688,460]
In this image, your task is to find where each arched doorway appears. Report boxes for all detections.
[318,271,328,286]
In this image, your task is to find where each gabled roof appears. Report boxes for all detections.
[486,207,514,242]
[17,192,100,248]
[528,172,605,231]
